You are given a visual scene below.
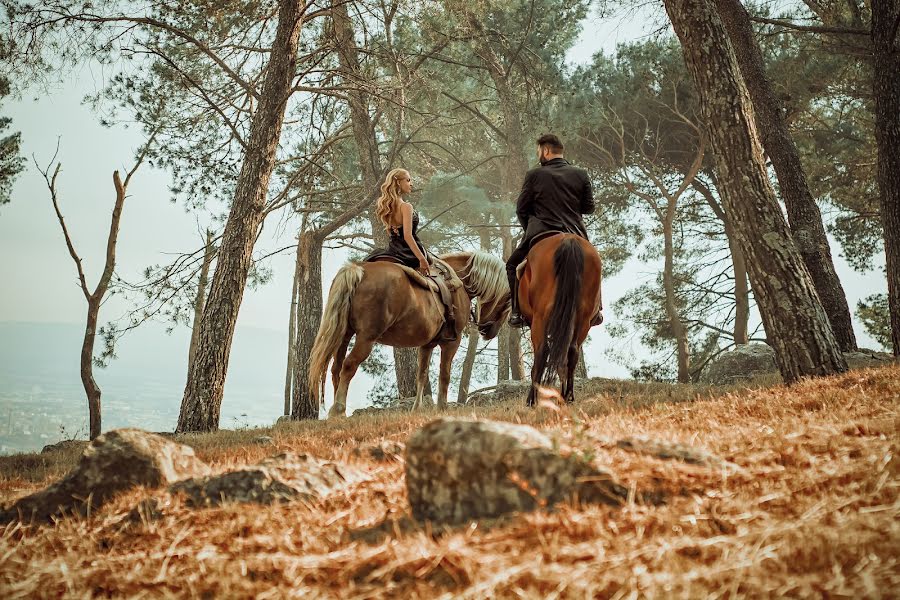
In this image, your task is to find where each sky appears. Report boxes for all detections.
[0,6,887,425]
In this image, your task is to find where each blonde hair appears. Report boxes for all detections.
[375,168,408,232]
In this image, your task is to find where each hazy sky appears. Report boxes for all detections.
[0,7,887,416]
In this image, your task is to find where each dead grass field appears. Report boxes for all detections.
[0,366,897,598]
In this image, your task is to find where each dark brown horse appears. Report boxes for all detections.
[518,234,602,406]
[309,251,510,417]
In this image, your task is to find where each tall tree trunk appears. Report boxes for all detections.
[457,325,480,404]
[872,0,900,355]
[188,230,215,374]
[291,231,324,419]
[663,212,691,383]
[715,0,857,351]
[178,2,304,432]
[283,233,303,416]
[663,0,847,382]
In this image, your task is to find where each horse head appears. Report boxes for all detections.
[440,251,511,340]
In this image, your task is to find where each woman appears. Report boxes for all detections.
[365,168,431,275]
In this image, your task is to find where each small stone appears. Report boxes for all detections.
[171,453,369,507]
[1,429,209,524]
[405,418,626,524]
[252,436,275,446]
[615,437,738,471]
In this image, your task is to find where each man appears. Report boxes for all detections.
[507,133,596,327]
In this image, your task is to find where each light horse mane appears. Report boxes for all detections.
[442,251,510,319]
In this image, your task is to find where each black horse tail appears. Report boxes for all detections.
[534,237,584,387]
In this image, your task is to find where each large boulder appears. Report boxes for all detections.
[405,418,626,524]
[171,453,369,507]
[700,344,777,384]
[1,429,209,523]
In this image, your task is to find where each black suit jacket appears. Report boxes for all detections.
[516,158,595,244]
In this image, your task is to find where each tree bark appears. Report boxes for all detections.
[576,349,588,378]
[283,232,303,416]
[291,231,324,419]
[81,302,102,440]
[715,0,857,351]
[178,2,304,432]
[188,230,214,375]
[872,0,900,355]
[663,0,847,382]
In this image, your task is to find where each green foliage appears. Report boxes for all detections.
[856,294,891,351]
[0,76,24,206]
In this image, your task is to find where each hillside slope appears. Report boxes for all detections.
[1,367,898,598]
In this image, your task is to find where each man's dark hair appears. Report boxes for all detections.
[536,133,564,154]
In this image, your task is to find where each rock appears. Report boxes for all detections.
[171,453,369,507]
[700,344,777,384]
[843,349,896,370]
[353,440,405,462]
[40,439,89,454]
[276,416,293,425]
[351,396,420,417]
[1,429,209,523]
[252,436,275,446]
[405,418,626,524]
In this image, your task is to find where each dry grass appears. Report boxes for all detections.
[1,367,897,598]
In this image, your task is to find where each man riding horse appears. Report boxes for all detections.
[506,133,599,328]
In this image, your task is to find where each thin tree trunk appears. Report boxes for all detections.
[497,226,513,383]
[457,325,480,404]
[178,2,305,432]
[716,0,857,351]
[81,302,102,440]
[693,178,750,344]
[576,348,588,378]
[291,231,324,419]
[663,0,847,382]
[283,233,302,416]
[872,0,900,355]
[663,214,691,383]
[188,230,214,374]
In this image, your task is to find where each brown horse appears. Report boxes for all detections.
[518,234,602,407]
[309,251,510,417]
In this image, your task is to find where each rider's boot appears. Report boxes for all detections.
[508,271,525,328]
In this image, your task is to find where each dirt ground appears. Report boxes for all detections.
[1,366,897,598]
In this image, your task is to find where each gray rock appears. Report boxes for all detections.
[1,429,209,523]
[171,453,369,507]
[843,349,896,370]
[40,439,89,454]
[405,418,626,524]
[700,344,777,384]
[252,436,275,446]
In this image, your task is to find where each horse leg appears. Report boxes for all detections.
[411,346,434,411]
[527,320,546,407]
[330,336,351,399]
[437,339,461,410]
[329,338,374,418]
[565,345,579,404]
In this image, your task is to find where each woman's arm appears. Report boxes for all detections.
[401,203,429,273]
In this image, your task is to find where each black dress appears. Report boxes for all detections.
[365,210,429,268]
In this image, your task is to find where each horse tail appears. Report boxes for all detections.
[535,237,584,385]
[308,263,364,405]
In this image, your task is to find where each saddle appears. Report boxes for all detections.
[375,256,463,344]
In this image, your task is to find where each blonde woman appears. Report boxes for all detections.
[365,168,431,275]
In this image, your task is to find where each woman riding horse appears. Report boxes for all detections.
[308,169,511,417]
